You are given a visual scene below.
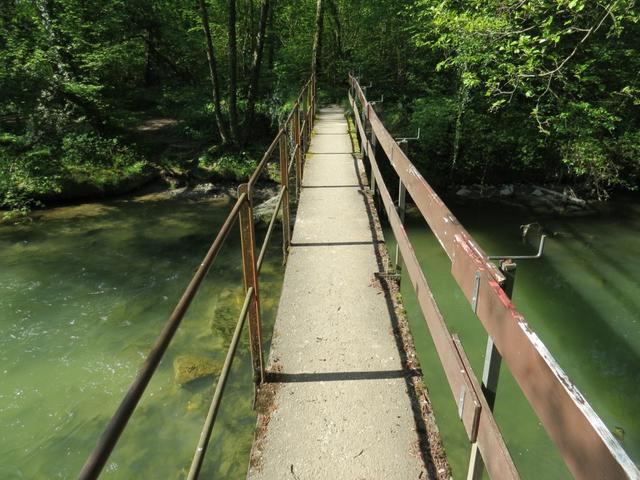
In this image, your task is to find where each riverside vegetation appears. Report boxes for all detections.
[2,0,639,219]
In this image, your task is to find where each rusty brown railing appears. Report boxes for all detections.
[77,75,316,480]
[348,74,639,480]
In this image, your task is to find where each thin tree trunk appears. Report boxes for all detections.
[245,0,270,133]
[326,0,342,86]
[228,0,240,143]
[311,0,324,79]
[451,67,470,176]
[326,0,341,58]
[144,28,154,86]
[266,0,277,70]
[198,0,229,144]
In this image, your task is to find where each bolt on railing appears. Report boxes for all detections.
[78,74,316,480]
[348,73,639,480]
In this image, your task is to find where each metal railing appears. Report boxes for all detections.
[348,74,639,480]
[78,74,316,480]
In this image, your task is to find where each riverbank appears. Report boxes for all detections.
[0,175,282,225]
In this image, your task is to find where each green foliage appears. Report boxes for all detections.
[199,151,258,181]
[1,0,638,212]
[403,0,640,192]
[61,133,146,182]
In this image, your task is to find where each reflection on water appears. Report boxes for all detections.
[389,196,640,478]
[0,193,284,478]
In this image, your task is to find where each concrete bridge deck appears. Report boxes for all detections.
[247,106,441,479]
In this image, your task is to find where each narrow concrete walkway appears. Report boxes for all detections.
[247,106,432,479]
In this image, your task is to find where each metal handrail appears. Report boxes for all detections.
[348,73,639,480]
[78,74,316,480]
[187,287,254,480]
[257,186,287,273]
[77,192,247,480]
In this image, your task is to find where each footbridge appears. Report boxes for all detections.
[78,75,639,479]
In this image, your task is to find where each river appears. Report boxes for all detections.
[389,195,640,478]
[0,192,285,478]
[1,192,638,478]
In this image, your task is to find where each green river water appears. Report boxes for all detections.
[0,192,285,479]
[1,192,638,478]
[388,196,640,479]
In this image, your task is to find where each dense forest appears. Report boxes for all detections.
[1,0,639,216]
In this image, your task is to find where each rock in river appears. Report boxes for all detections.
[253,195,282,226]
[173,354,221,386]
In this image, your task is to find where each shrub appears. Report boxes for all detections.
[199,151,258,181]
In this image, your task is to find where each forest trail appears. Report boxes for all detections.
[246,106,437,479]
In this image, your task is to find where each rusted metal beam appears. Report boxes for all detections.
[294,105,303,195]
[350,74,640,480]
[256,186,286,273]
[187,287,254,480]
[279,134,291,264]
[468,260,516,480]
[248,129,283,192]
[238,184,264,387]
[78,76,314,480]
[363,135,518,479]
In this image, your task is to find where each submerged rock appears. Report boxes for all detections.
[456,187,471,197]
[173,355,221,386]
[253,195,282,225]
[499,184,514,196]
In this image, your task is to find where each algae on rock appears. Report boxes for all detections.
[173,354,221,386]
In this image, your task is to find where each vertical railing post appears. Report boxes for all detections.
[311,74,316,126]
[238,184,264,389]
[366,104,376,196]
[308,80,313,145]
[394,142,408,274]
[302,87,309,153]
[467,260,517,480]
[279,133,291,264]
[294,104,303,195]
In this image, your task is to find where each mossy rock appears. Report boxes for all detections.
[173,354,221,386]
[210,287,244,334]
[210,303,237,337]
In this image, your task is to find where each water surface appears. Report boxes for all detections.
[389,196,640,478]
[0,193,285,478]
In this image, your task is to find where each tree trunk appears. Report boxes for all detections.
[228,0,240,143]
[245,0,270,133]
[266,0,277,70]
[326,0,342,86]
[311,0,324,80]
[451,68,470,176]
[198,0,229,144]
[326,0,341,57]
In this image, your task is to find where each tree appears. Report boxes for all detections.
[198,0,229,144]
[311,0,323,79]
[245,0,271,133]
[228,0,240,142]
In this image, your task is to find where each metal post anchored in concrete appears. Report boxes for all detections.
[238,184,264,389]
[467,234,545,480]
[393,129,420,275]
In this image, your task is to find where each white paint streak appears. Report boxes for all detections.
[518,321,640,478]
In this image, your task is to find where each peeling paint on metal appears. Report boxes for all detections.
[518,322,640,478]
